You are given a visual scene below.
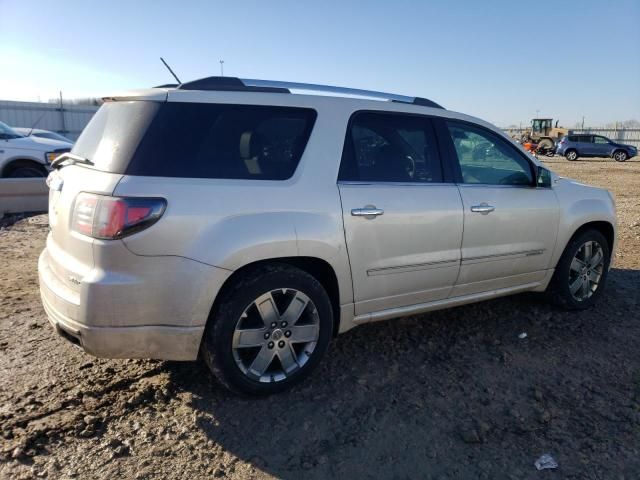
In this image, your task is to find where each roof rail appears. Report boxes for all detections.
[242,78,444,109]
[172,76,444,109]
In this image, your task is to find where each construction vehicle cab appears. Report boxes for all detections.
[532,118,554,135]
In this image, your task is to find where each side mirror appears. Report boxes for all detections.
[536,166,552,188]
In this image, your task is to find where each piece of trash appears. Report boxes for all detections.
[518,332,528,339]
[534,453,558,471]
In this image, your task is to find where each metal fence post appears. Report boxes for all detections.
[59,91,67,135]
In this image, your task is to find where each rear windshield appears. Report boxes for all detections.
[72,101,161,172]
[74,101,317,180]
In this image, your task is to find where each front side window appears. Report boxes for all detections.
[339,112,443,183]
[594,136,609,144]
[447,121,533,186]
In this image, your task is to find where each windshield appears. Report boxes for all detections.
[0,121,21,139]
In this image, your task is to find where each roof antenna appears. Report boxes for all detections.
[160,57,182,84]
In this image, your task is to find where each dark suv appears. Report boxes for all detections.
[556,134,637,162]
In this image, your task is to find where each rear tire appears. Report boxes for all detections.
[546,229,611,310]
[201,263,333,396]
[565,149,578,161]
[613,150,628,162]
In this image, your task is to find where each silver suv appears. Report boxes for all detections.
[39,77,616,395]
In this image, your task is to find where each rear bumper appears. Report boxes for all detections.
[38,244,231,361]
[41,283,204,360]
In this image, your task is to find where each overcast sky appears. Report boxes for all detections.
[1,0,639,127]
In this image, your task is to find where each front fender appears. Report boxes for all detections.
[552,179,617,267]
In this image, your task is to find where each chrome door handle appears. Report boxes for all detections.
[470,203,495,214]
[351,207,384,217]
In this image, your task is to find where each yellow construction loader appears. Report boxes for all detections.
[518,118,568,150]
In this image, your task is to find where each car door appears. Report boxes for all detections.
[593,135,612,156]
[0,123,18,166]
[442,120,560,296]
[338,111,463,316]
[578,135,596,155]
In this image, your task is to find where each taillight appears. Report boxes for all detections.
[71,193,166,240]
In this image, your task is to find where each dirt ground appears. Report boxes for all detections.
[1,156,639,479]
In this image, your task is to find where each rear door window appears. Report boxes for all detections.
[339,112,443,183]
[128,103,317,180]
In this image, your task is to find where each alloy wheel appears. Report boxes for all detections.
[232,289,320,383]
[614,151,627,162]
[568,240,604,302]
[566,151,577,161]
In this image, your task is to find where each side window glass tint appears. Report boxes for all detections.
[339,113,443,183]
[128,104,316,180]
[446,121,533,186]
[594,136,608,144]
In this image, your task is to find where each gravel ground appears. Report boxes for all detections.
[1,156,639,479]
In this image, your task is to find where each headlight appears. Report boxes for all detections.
[45,150,68,163]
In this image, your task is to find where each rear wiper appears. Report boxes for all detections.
[51,152,94,169]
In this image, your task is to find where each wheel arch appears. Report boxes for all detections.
[1,157,48,177]
[564,147,578,157]
[554,220,615,271]
[611,148,627,159]
[208,256,343,338]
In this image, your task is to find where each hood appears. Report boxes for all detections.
[7,135,73,151]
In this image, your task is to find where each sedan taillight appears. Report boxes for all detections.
[71,193,166,240]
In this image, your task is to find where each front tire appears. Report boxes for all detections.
[565,149,578,161]
[547,229,611,310]
[201,263,333,396]
[613,150,628,162]
[4,161,48,178]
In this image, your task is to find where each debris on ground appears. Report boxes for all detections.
[534,453,559,471]
[1,157,639,478]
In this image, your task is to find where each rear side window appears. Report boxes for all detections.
[128,103,316,179]
[339,112,443,183]
[568,135,579,142]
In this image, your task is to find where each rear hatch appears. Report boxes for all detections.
[45,100,162,297]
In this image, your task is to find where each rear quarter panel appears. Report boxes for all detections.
[114,99,356,312]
